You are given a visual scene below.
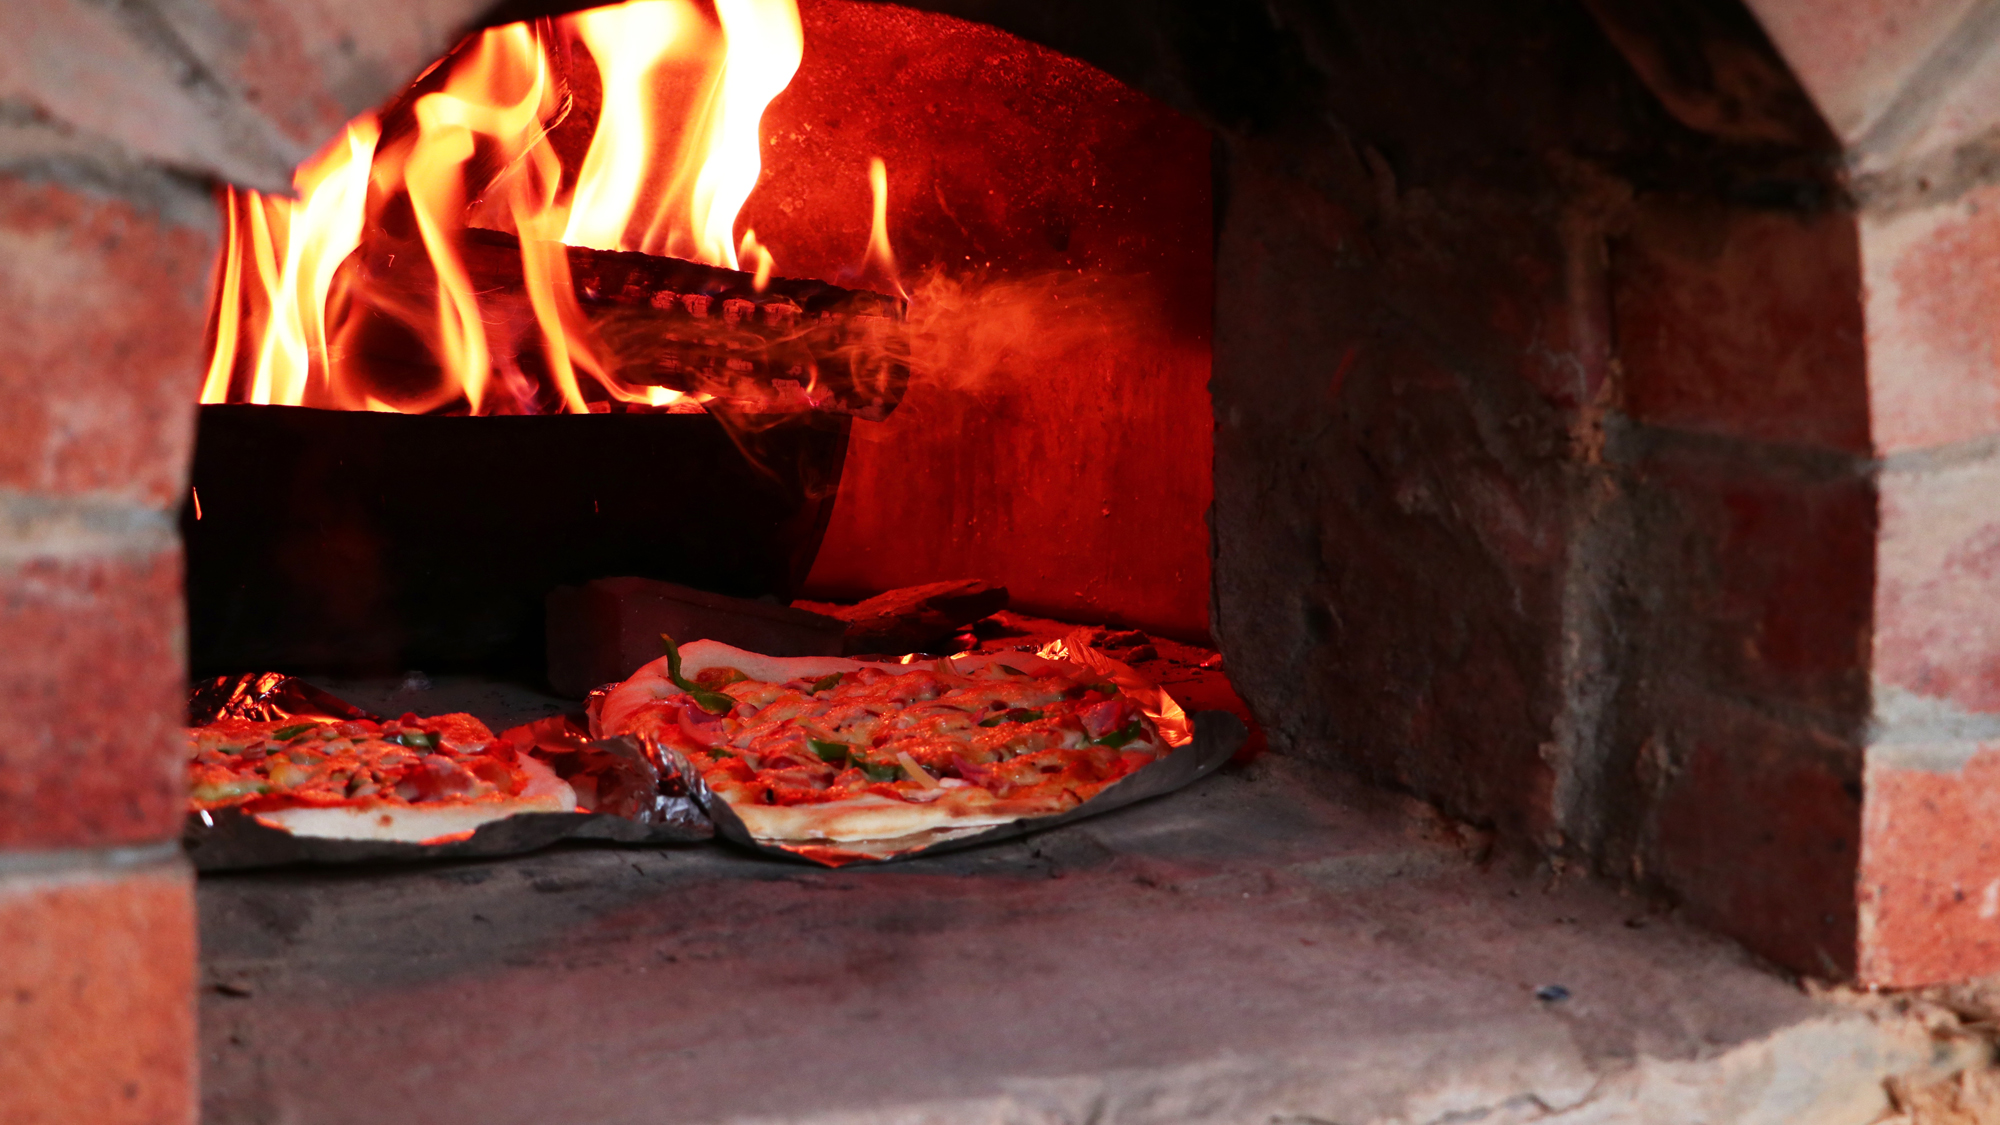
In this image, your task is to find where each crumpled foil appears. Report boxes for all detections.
[497,716,705,828]
[184,677,711,872]
[188,671,379,724]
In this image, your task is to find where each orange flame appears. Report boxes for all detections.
[862,157,906,300]
[201,0,844,417]
[201,120,378,406]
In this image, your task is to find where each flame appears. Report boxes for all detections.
[202,120,378,406]
[561,0,709,254]
[739,229,774,291]
[861,157,906,300]
[200,0,854,417]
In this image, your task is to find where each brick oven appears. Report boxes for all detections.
[13,0,2000,1121]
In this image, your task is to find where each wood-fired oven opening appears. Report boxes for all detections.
[179,0,1220,709]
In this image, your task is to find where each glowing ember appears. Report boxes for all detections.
[200,0,884,417]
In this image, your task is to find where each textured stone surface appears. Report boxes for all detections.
[1205,1,1658,844]
[0,855,197,1125]
[1582,0,1831,147]
[1871,430,2000,989]
[1613,435,1874,720]
[0,174,215,507]
[0,535,187,848]
[1594,436,1872,977]
[196,760,1972,1125]
[1648,689,1862,979]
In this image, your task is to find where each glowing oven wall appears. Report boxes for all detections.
[763,4,1213,640]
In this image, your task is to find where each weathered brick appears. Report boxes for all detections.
[1615,200,1868,453]
[1862,179,2000,454]
[1648,692,1860,977]
[0,859,197,1125]
[0,541,186,849]
[0,175,215,508]
[1621,439,1874,716]
[1861,746,2000,985]
[1875,451,2000,715]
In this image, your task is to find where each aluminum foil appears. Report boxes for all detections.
[184,800,708,871]
[188,671,379,724]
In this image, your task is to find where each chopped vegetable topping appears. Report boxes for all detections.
[661,633,737,716]
[271,723,317,742]
[1092,720,1146,748]
[896,751,939,787]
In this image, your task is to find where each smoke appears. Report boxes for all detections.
[893,266,1158,399]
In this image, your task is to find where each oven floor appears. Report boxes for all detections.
[198,755,1964,1125]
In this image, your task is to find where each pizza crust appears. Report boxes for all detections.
[715,783,1082,843]
[248,755,576,844]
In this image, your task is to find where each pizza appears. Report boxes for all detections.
[596,633,1191,851]
[186,711,576,843]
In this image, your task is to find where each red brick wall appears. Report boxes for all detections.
[0,1,489,1121]
[0,170,215,1125]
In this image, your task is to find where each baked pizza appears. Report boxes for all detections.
[596,633,1191,852]
[186,711,575,843]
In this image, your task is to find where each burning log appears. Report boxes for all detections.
[339,229,909,420]
[795,580,1012,655]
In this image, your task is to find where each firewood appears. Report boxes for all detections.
[796,580,1011,655]
[347,229,909,419]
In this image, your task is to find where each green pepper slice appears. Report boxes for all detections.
[1091,720,1146,748]
[661,634,737,716]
